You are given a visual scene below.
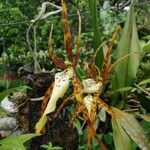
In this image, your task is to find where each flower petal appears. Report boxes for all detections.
[82,79,102,93]
[84,94,93,114]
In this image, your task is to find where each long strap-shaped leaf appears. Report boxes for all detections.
[61,0,73,62]
[112,117,132,150]
[113,108,150,150]
[111,0,140,92]
[97,99,150,150]
[88,0,104,70]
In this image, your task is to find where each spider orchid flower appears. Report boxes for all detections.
[36,67,73,134]
[82,78,102,93]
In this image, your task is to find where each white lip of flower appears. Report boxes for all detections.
[36,67,73,133]
[44,67,73,115]
[84,94,93,115]
[82,78,102,93]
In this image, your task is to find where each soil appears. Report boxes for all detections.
[24,72,55,98]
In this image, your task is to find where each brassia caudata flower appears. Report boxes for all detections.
[35,67,73,134]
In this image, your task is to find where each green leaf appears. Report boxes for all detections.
[112,117,132,150]
[41,142,62,150]
[52,147,62,150]
[140,120,150,134]
[113,108,150,150]
[74,119,83,135]
[41,144,50,149]
[113,87,133,93]
[0,86,29,101]
[76,67,88,80]
[79,143,87,150]
[143,40,150,51]
[111,1,140,94]
[0,134,38,150]
[88,0,104,70]
[103,132,113,145]
[138,79,150,86]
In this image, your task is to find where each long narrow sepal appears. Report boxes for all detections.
[61,0,73,62]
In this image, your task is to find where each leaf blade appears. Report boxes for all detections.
[88,0,104,70]
[111,1,140,94]
[0,134,37,150]
[112,117,132,150]
[113,108,150,150]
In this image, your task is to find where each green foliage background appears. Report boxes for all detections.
[0,0,128,72]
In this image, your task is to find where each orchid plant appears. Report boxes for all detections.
[35,1,150,150]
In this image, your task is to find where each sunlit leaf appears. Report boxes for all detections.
[112,117,132,150]
[113,108,150,150]
[0,134,38,150]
